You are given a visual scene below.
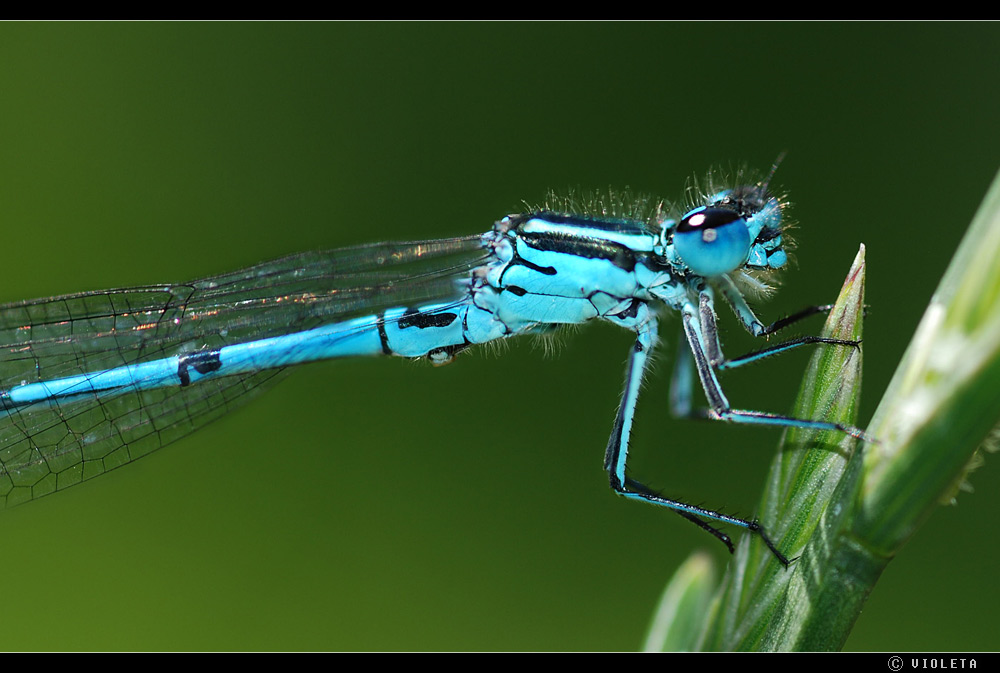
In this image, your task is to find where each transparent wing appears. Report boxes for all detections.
[0,235,489,507]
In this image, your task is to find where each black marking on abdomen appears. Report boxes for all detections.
[377,313,392,355]
[177,350,222,387]
[514,256,557,276]
[398,309,458,330]
[497,254,557,288]
[519,231,637,272]
[515,211,651,235]
[618,299,642,320]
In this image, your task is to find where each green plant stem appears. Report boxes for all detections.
[687,168,1000,651]
[697,243,868,651]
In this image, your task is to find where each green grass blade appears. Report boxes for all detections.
[856,168,1000,557]
[686,167,1000,651]
[698,244,868,651]
[642,551,717,652]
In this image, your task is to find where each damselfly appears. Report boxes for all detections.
[0,166,867,565]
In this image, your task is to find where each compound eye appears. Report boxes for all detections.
[673,207,752,276]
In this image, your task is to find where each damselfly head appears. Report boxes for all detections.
[672,205,751,276]
[670,166,790,278]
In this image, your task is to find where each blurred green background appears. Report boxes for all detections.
[0,22,997,651]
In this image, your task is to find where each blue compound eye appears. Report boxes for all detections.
[673,207,752,277]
